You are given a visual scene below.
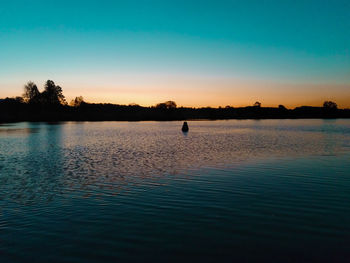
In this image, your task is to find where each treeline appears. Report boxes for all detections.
[1,80,350,123]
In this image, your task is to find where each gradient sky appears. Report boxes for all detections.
[0,0,349,107]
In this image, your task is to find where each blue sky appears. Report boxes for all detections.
[0,0,349,107]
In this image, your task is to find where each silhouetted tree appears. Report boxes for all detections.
[254,101,261,107]
[42,80,66,105]
[15,96,24,103]
[156,100,177,109]
[323,101,337,109]
[23,81,40,103]
[166,101,177,109]
[278,105,287,110]
[70,96,85,107]
[155,103,167,109]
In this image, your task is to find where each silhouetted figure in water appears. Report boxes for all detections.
[182,121,189,132]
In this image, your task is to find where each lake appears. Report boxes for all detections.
[1,119,350,262]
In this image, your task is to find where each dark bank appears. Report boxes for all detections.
[1,80,349,123]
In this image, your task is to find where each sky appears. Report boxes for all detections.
[0,0,349,108]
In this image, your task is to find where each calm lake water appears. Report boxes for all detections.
[1,119,350,262]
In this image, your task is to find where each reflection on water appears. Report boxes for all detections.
[1,120,350,262]
[0,127,40,135]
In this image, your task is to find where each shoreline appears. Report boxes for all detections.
[1,116,350,125]
[2,98,349,124]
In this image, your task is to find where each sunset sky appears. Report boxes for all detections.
[0,0,349,108]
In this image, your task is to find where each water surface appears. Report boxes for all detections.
[1,120,350,262]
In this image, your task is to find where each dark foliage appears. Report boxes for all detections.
[1,100,350,123]
[23,81,40,103]
[42,80,66,105]
[70,96,85,107]
[254,101,261,107]
[0,81,349,123]
[323,101,338,109]
[155,101,177,109]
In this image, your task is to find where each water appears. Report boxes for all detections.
[1,119,350,262]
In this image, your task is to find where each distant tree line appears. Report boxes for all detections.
[0,80,349,123]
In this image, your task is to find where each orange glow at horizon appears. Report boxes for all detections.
[62,78,350,109]
[1,76,350,109]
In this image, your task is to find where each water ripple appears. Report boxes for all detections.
[1,120,350,262]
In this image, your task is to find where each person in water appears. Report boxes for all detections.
[182,121,189,132]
